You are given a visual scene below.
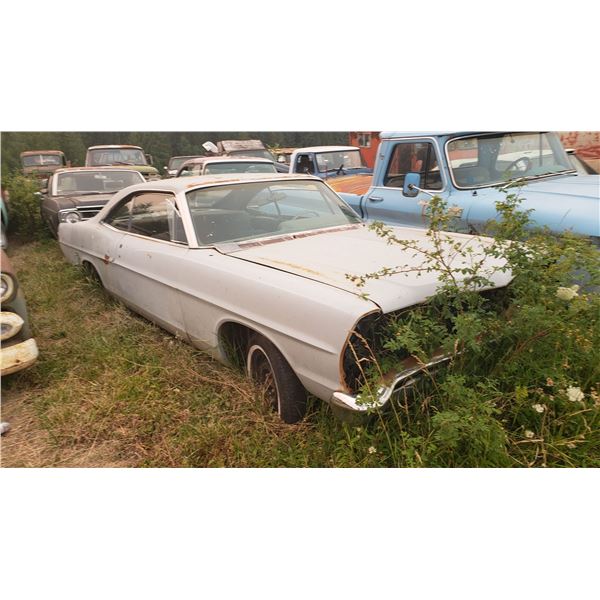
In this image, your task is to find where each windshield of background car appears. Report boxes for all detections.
[185,180,361,245]
[22,154,63,167]
[169,157,198,171]
[446,132,573,188]
[315,150,364,172]
[204,162,277,175]
[229,149,275,160]
[55,171,143,195]
[88,148,146,166]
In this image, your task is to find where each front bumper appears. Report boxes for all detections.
[0,337,39,375]
[330,354,452,412]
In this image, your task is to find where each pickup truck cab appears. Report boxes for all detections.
[20,150,67,188]
[85,145,160,181]
[289,146,372,180]
[328,132,600,239]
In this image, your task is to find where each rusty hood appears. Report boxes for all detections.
[228,225,513,313]
[327,173,373,195]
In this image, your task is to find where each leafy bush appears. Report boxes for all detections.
[346,186,600,467]
[4,173,45,237]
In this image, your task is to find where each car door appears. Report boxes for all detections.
[362,138,452,229]
[104,191,190,337]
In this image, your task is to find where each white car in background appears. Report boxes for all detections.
[58,174,512,423]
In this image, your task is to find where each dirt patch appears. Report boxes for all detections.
[1,390,132,468]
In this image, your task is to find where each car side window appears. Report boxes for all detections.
[384,141,443,190]
[105,195,135,231]
[129,192,187,244]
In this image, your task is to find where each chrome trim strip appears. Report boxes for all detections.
[330,353,452,412]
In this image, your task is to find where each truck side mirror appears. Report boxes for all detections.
[403,172,421,197]
[145,154,154,165]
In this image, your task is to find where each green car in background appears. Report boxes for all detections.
[85,145,160,181]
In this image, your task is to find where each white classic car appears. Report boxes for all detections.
[58,174,512,423]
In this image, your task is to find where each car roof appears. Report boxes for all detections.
[87,145,143,150]
[379,131,503,140]
[20,150,64,156]
[117,173,321,194]
[51,167,145,176]
[293,146,359,153]
[182,156,275,167]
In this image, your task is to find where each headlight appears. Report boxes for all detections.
[60,211,82,223]
[1,272,17,303]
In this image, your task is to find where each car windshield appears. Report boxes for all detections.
[315,149,364,172]
[185,180,361,246]
[229,149,275,161]
[204,162,277,175]
[55,171,143,195]
[169,157,199,171]
[446,132,573,188]
[88,148,146,166]
[22,154,63,167]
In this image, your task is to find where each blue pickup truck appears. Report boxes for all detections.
[328,132,600,240]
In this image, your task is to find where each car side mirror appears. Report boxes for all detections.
[145,154,154,165]
[163,165,168,170]
[403,172,421,197]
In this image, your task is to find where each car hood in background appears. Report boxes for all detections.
[53,193,115,209]
[228,225,512,313]
[327,173,373,195]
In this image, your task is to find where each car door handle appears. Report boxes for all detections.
[368,196,384,203]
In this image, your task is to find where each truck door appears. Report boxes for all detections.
[362,139,451,229]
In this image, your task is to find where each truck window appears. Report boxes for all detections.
[296,154,315,174]
[384,142,443,190]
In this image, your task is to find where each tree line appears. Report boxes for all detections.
[1,131,348,176]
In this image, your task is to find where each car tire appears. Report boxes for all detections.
[246,333,307,424]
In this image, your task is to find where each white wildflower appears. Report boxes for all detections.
[546,377,554,387]
[566,442,576,449]
[556,285,579,301]
[368,446,377,454]
[566,386,584,403]
[524,430,534,439]
[532,403,546,413]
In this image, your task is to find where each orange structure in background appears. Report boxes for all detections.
[350,131,600,171]
[348,132,381,168]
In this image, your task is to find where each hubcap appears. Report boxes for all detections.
[247,345,279,413]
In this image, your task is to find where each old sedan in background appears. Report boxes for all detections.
[1,250,38,376]
[176,156,278,177]
[40,168,145,237]
[57,174,512,423]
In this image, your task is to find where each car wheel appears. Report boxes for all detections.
[246,333,307,424]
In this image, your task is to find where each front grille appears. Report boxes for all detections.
[342,283,514,393]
